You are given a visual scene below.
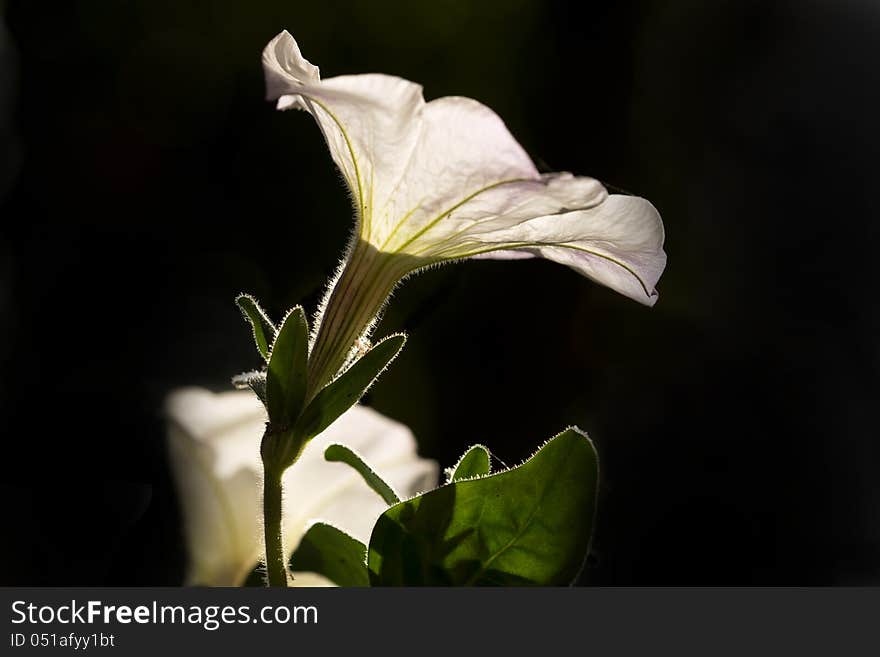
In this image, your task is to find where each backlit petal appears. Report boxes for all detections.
[464,195,666,305]
[263,31,423,239]
[263,31,666,306]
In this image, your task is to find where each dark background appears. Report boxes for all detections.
[1,0,878,585]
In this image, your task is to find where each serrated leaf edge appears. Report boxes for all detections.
[445,443,492,483]
[398,426,594,502]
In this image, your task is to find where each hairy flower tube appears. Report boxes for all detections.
[166,387,437,586]
[262,31,667,392]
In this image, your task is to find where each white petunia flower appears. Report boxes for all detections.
[262,31,667,392]
[166,387,437,586]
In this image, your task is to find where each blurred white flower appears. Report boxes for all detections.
[166,387,437,586]
[262,31,667,391]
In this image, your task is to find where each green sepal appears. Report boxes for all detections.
[295,333,406,440]
[289,522,369,587]
[232,370,267,406]
[368,427,599,586]
[236,294,276,361]
[265,306,309,428]
[325,443,400,505]
[446,444,491,483]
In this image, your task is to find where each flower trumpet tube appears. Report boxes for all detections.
[262,31,667,391]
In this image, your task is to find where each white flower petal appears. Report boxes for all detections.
[373,96,542,251]
[290,572,334,587]
[463,194,666,305]
[263,31,424,239]
[165,387,437,586]
[166,389,264,586]
[262,31,666,306]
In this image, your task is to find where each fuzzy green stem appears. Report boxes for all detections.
[262,463,288,587]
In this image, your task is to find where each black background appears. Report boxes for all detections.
[1,0,878,585]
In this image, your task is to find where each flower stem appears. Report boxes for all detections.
[262,463,289,587]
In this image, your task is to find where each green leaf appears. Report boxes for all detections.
[295,334,406,439]
[446,444,491,483]
[239,522,369,587]
[266,306,309,427]
[325,443,400,505]
[289,522,369,587]
[368,428,599,586]
[236,294,276,361]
